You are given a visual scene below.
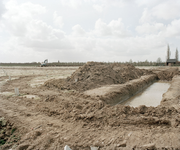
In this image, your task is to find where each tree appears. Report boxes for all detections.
[175,48,179,62]
[167,44,171,60]
[145,59,149,66]
[157,57,162,64]
[129,59,133,64]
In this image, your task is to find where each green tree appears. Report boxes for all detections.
[129,59,133,64]
[175,48,179,62]
[167,44,171,60]
[157,57,162,65]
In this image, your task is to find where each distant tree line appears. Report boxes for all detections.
[0,62,41,67]
[1,60,179,67]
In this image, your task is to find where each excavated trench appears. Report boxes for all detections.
[84,74,158,105]
[84,67,179,106]
[44,63,180,107]
[121,81,170,107]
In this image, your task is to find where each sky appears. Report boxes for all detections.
[0,0,180,63]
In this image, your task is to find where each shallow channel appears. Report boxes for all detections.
[121,81,170,107]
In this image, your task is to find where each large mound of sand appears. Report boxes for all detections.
[44,62,152,91]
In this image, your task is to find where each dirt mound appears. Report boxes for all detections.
[35,96,180,128]
[156,68,180,81]
[44,62,152,92]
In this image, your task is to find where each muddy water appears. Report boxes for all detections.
[121,81,170,107]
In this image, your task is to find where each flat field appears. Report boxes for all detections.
[0,65,180,150]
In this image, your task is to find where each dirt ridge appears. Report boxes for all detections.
[44,62,152,92]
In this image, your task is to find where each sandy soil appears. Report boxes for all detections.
[0,65,180,150]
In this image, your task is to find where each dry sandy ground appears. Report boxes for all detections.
[0,66,180,150]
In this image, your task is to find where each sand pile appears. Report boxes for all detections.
[44,62,152,92]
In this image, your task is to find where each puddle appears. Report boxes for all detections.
[121,81,170,107]
[0,92,15,96]
[22,95,40,100]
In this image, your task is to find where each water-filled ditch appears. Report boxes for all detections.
[121,81,170,107]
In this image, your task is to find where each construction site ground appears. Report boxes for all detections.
[0,65,180,150]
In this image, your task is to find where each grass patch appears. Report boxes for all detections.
[11,128,16,135]
[0,139,6,146]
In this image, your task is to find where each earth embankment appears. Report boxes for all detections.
[84,74,157,105]
[44,62,152,92]
[161,75,180,108]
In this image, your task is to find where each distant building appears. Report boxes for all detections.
[166,59,177,66]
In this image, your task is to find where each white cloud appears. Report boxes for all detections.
[53,11,64,28]
[2,0,46,37]
[137,18,180,38]
[1,0,180,63]
[103,0,128,8]
[139,8,153,23]
[152,1,180,20]
[95,19,111,36]
[135,0,161,7]
[93,4,103,12]
[26,20,65,41]
[60,0,129,10]
[139,1,180,23]
[60,0,83,8]
[20,19,71,51]
[164,19,180,37]
[0,0,6,19]
[72,24,86,36]
[1,0,71,52]
[136,23,165,35]
[94,18,131,37]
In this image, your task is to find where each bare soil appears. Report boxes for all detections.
[0,65,180,150]
[44,62,152,92]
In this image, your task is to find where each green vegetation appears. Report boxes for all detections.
[11,128,16,135]
[0,139,6,146]
[1,60,180,67]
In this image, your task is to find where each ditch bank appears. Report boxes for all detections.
[44,63,180,106]
[84,67,180,105]
[161,75,180,108]
[84,74,157,105]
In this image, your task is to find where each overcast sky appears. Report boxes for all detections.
[0,0,180,63]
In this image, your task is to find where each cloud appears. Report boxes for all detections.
[0,0,6,19]
[139,8,153,23]
[72,24,86,36]
[3,0,46,37]
[26,20,65,41]
[137,18,180,38]
[102,0,129,8]
[1,0,71,52]
[93,4,103,12]
[21,20,71,51]
[164,19,180,37]
[94,19,111,36]
[152,1,180,20]
[135,0,161,7]
[94,18,131,37]
[1,0,180,63]
[136,23,165,35]
[60,0,130,10]
[60,0,83,8]
[53,11,64,28]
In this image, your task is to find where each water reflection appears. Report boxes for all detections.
[121,81,170,107]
